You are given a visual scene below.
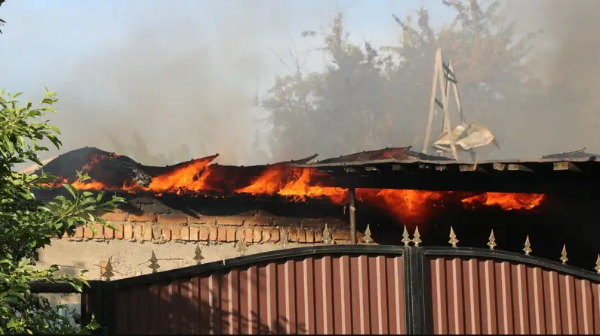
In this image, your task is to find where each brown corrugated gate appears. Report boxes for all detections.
[79,245,600,334]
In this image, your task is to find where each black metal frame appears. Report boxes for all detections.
[70,244,600,335]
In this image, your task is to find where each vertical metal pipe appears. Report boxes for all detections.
[349,188,357,245]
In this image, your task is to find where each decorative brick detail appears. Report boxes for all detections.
[217,228,227,242]
[199,228,210,241]
[297,229,306,243]
[62,209,353,246]
[314,229,323,243]
[285,227,298,242]
[270,228,280,243]
[209,227,218,241]
[306,229,315,243]
[213,216,247,226]
[189,227,199,241]
[180,227,190,241]
[158,214,188,226]
[226,228,236,242]
[100,212,128,222]
[114,223,124,239]
[93,224,104,239]
[104,226,114,239]
[74,226,84,239]
[129,213,156,223]
[245,217,273,226]
[332,229,350,242]
[142,225,152,241]
[123,224,133,240]
[171,226,182,241]
[152,227,163,241]
[262,229,271,242]
[84,226,94,239]
[187,215,204,224]
[244,228,253,243]
[162,228,171,241]
[134,225,143,241]
[253,229,262,243]
[273,218,301,228]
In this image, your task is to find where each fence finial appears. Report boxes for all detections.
[487,230,497,250]
[237,235,248,255]
[322,223,333,245]
[194,244,204,265]
[149,251,160,273]
[523,235,532,256]
[448,226,459,247]
[101,257,114,281]
[595,255,600,274]
[412,226,422,247]
[363,224,373,244]
[560,244,568,264]
[401,226,411,246]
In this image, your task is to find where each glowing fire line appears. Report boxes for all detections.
[41,154,547,225]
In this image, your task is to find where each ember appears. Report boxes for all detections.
[34,147,547,226]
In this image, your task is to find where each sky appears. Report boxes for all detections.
[0,0,455,165]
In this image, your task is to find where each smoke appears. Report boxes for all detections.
[511,0,600,155]
[50,1,301,166]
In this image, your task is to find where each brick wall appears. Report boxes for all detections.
[60,196,362,245]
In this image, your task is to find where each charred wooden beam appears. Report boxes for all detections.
[553,161,582,172]
[508,164,534,172]
[493,163,534,172]
[349,188,357,245]
[459,164,485,172]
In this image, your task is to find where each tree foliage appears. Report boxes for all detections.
[0,89,123,334]
[262,0,543,160]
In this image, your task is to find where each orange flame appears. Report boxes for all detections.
[145,156,215,194]
[461,192,546,211]
[45,154,547,224]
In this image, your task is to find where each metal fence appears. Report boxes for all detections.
[38,227,600,334]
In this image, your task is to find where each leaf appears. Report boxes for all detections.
[62,183,78,199]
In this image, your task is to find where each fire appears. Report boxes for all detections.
[357,189,450,225]
[41,153,547,224]
[461,192,546,211]
[145,156,217,194]
[235,164,289,195]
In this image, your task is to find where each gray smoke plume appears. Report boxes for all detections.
[50,1,299,166]
[511,0,600,155]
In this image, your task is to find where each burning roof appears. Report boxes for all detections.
[29,146,554,227]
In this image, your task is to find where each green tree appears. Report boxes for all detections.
[0,89,123,334]
[262,0,541,160]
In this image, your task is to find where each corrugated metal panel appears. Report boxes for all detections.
[429,257,600,335]
[113,255,405,334]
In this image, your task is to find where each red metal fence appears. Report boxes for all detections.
[428,256,600,335]
[106,248,406,334]
[74,246,600,335]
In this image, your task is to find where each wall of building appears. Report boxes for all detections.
[38,208,362,280]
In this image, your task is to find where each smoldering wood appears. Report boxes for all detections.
[35,147,153,188]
